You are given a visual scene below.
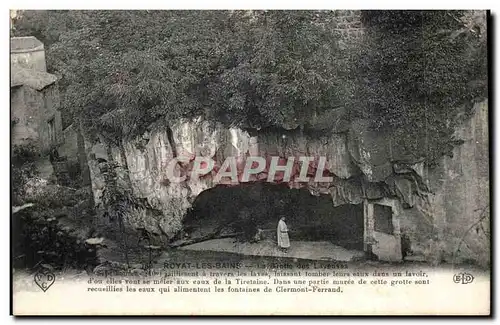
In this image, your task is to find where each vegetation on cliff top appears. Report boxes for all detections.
[12,10,487,164]
[356,11,487,163]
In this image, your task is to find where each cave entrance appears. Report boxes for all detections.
[182,183,365,255]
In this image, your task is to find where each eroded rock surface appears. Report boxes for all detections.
[84,101,489,266]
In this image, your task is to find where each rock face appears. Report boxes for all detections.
[85,101,489,266]
[403,101,490,266]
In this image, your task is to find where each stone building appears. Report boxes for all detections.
[10,36,90,185]
[11,37,62,154]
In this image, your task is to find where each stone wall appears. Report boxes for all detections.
[11,84,62,153]
[364,197,403,262]
[10,36,47,72]
[331,10,364,39]
[59,124,79,161]
[10,86,35,144]
[11,36,62,155]
[402,101,490,266]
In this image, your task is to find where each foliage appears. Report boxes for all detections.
[12,144,39,205]
[354,10,487,162]
[202,11,354,129]
[98,160,142,265]
[13,207,98,270]
[12,143,39,166]
[12,11,351,138]
[12,10,487,164]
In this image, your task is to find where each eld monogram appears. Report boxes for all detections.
[453,273,474,284]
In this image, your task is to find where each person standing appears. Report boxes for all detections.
[277,216,290,253]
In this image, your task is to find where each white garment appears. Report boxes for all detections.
[277,220,290,248]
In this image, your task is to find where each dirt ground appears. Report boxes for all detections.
[179,238,365,262]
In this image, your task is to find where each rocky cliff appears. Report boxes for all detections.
[407,100,490,266]
[85,100,489,266]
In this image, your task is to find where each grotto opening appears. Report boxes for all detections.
[181,182,366,254]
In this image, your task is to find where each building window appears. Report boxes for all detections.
[48,118,56,143]
[373,204,394,235]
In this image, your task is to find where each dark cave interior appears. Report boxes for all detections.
[183,183,365,250]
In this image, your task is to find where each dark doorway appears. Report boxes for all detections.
[48,117,56,144]
[373,204,394,235]
[183,183,364,250]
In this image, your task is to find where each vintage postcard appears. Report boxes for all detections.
[10,9,490,315]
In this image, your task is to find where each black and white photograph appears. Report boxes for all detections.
[8,7,491,315]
